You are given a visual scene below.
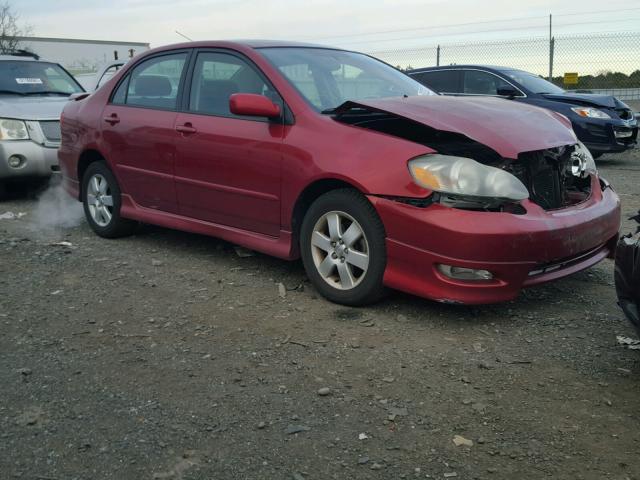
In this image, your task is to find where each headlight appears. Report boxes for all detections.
[408,154,529,201]
[571,107,610,119]
[0,118,29,140]
[570,141,597,178]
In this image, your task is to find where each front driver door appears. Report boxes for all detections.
[101,51,189,213]
[174,50,284,237]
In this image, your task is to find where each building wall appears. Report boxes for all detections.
[16,36,150,74]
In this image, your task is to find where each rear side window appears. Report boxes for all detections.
[463,70,512,95]
[411,70,461,94]
[188,52,280,117]
[118,53,187,110]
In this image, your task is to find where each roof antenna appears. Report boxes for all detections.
[175,30,193,41]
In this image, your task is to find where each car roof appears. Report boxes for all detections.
[0,55,44,62]
[408,65,523,74]
[142,39,348,56]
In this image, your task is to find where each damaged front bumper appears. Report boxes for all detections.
[369,180,621,304]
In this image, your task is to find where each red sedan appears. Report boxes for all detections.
[59,41,621,305]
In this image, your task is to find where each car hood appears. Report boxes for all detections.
[0,95,69,120]
[335,95,577,159]
[541,92,629,109]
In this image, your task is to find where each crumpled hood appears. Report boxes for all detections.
[336,95,577,159]
[542,92,629,109]
[0,95,69,120]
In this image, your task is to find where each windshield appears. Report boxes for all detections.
[259,47,434,112]
[503,70,564,95]
[0,60,84,95]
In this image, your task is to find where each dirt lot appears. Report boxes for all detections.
[1,149,639,480]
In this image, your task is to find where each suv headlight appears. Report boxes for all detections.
[571,107,610,119]
[0,118,29,140]
[408,154,529,201]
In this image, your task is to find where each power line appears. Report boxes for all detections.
[330,16,640,47]
[306,6,640,42]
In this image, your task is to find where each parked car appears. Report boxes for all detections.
[407,65,638,158]
[0,51,85,192]
[74,61,126,92]
[59,41,621,306]
[615,211,640,336]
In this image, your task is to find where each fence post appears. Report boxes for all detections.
[436,45,440,66]
[548,36,554,81]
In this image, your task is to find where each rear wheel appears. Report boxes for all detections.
[300,189,387,306]
[82,161,137,238]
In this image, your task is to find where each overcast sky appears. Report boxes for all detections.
[15,0,640,51]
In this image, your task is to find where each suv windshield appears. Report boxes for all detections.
[259,47,434,112]
[503,70,565,95]
[0,60,84,95]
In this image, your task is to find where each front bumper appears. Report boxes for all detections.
[370,180,621,304]
[0,140,59,180]
[573,119,638,154]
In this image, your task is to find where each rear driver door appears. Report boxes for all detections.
[101,51,189,213]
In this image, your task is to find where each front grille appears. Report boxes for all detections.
[509,146,592,210]
[39,120,61,142]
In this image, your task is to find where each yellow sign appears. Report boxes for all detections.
[564,72,579,85]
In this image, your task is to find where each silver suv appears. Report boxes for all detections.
[0,52,84,188]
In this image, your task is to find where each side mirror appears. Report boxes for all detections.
[229,93,281,118]
[496,86,520,98]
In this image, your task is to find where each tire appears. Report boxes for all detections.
[300,188,387,306]
[81,161,137,238]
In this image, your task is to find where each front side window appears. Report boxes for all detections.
[0,60,83,95]
[124,53,187,110]
[463,70,513,95]
[188,52,279,117]
[260,47,434,112]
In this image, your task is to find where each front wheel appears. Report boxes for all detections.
[82,161,137,238]
[300,189,387,306]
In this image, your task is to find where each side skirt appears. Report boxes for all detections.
[119,194,296,260]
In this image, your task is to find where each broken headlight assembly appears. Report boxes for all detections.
[408,154,529,210]
[568,142,597,178]
[614,211,640,337]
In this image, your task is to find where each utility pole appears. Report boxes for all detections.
[548,14,554,81]
[436,45,440,66]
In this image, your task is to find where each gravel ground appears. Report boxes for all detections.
[1,149,639,480]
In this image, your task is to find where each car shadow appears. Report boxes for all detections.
[119,220,603,328]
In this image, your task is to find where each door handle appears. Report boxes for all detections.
[103,114,120,125]
[176,123,197,134]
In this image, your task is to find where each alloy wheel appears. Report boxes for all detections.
[86,173,114,227]
[310,210,370,290]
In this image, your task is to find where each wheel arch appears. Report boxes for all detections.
[77,149,107,199]
[290,177,367,257]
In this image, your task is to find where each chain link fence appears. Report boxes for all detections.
[369,32,640,99]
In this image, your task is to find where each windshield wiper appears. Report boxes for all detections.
[22,91,71,96]
[0,89,25,95]
[321,107,338,114]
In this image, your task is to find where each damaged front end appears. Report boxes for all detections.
[331,101,596,214]
[615,212,640,336]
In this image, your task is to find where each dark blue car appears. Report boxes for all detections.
[407,65,638,158]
